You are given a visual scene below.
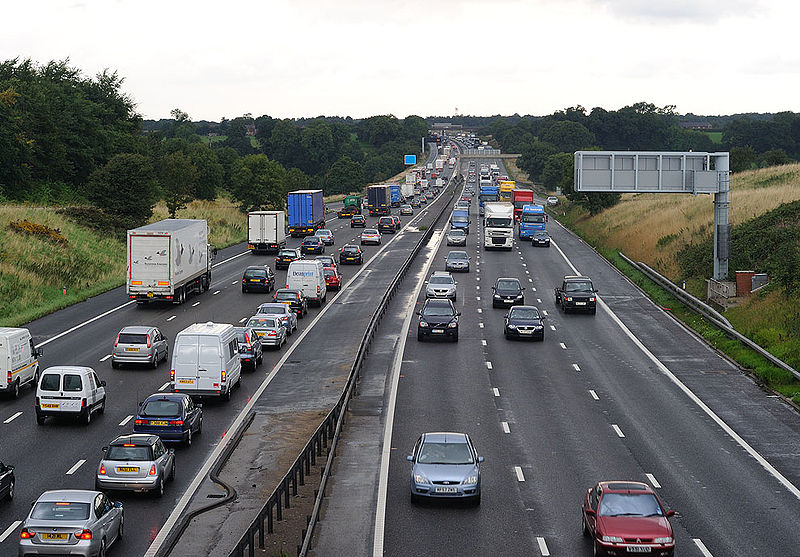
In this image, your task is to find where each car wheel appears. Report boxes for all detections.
[505,333,511,340]
[83,407,92,425]
[36,412,45,425]
[410,492,420,505]
[5,478,13,501]
[118,514,124,539]
[257,352,263,365]
[10,380,19,399]
[169,460,175,481]
[452,333,458,342]
[186,428,192,447]
[417,332,424,342]
[154,476,165,498]
[224,388,232,402]
[582,513,590,537]
[473,493,481,506]
[590,308,597,315]
[152,354,159,369]
[98,398,105,414]
[98,538,107,557]
[241,287,247,293]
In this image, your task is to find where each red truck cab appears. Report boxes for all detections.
[512,189,534,221]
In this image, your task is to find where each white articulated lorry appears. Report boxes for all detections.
[483,202,514,250]
[127,219,213,305]
[248,210,287,254]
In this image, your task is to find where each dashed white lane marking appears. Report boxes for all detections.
[476,277,480,281]
[612,424,625,438]
[528,278,533,282]
[501,421,510,434]
[536,537,551,556]
[537,298,542,303]
[479,323,484,328]
[522,263,527,267]
[476,296,481,301]
[493,388,500,397]
[542,310,548,316]
[550,325,556,331]
[532,287,536,292]
[481,340,487,346]
[486,361,493,370]
[0,521,22,543]
[476,285,480,290]
[167,316,176,321]
[119,415,134,426]
[231,281,238,285]
[519,256,524,260]
[66,459,86,475]
[525,270,530,274]
[100,354,112,362]
[693,539,713,557]
[477,308,482,314]
[646,473,661,488]
[213,290,221,295]
[239,317,248,323]
[559,342,567,349]
[572,363,581,372]
[515,466,525,482]
[589,390,600,400]
[158,382,170,391]
[191,301,201,307]
[4,411,22,424]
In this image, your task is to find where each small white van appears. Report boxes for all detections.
[0,327,41,398]
[286,260,327,307]
[171,322,241,400]
[35,366,106,424]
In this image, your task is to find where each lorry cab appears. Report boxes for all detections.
[286,260,327,307]
[171,323,242,400]
[518,204,546,239]
[0,328,41,398]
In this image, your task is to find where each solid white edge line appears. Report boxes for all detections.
[514,466,525,482]
[212,290,220,295]
[66,459,86,475]
[191,301,201,307]
[493,388,500,397]
[536,537,550,556]
[501,421,510,434]
[693,538,714,557]
[646,473,661,489]
[550,236,800,503]
[0,521,21,543]
[559,342,567,349]
[151,181,445,557]
[100,354,112,362]
[119,415,133,427]
[612,424,625,438]
[3,411,22,424]
[572,363,581,372]
[550,325,556,331]
[167,316,176,321]
[589,390,599,401]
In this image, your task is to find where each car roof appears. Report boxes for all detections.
[431,271,452,277]
[422,432,469,444]
[424,298,454,308]
[258,303,288,310]
[275,288,301,294]
[119,325,153,334]
[497,277,521,282]
[564,275,592,281]
[142,392,188,403]
[447,250,467,255]
[244,265,270,271]
[37,490,101,503]
[599,481,654,494]
[41,366,93,374]
[110,433,160,446]
[509,305,539,312]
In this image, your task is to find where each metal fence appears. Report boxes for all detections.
[229,173,461,557]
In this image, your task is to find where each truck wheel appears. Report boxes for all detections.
[10,380,19,399]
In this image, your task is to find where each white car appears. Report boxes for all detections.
[361,229,382,245]
[546,196,559,206]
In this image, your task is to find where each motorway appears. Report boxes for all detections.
[349,154,800,556]
[0,147,453,556]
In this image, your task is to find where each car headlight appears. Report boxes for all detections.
[654,537,674,544]
[419,321,429,328]
[507,324,517,329]
[601,535,624,543]
[493,294,502,299]
[533,325,542,329]
[414,473,430,485]
[589,297,596,302]
[566,297,573,301]
[448,321,458,328]
[462,475,478,485]
[516,294,523,299]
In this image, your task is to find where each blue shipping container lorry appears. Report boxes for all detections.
[389,184,401,207]
[288,189,326,237]
[479,185,500,215]
[518,204,546,239]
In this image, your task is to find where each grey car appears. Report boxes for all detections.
[446,229,467,246]
[95,434,175,496]
[425,272,457,301]
[19,489,123,556]
[111,326,168,369]
[256,303,298,335]
[444,251,470,272]
[408,432,483,505]
[246,316,287,349]
[234,327,263,370]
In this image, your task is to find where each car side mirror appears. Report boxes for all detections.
[138,401,142,407]
[593,289,599,293]
[456,312,462,316]
[477,456,485,463]
[100,380,107,387]
[504,313,509,318]
[169,448,175,455]
[416,311,421,316]
[406,455,414,462]
[666,510,675,517]
[424,281,429,284]
[102,446,108,452]
[585,508,596,516]
[521,287,526,291]
[35,348,44,357]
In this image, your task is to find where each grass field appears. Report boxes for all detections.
[0,197,248,327]
[705,131,723,144]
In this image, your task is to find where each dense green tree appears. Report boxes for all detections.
[222,116,255,156]
[324,156,364,195]
[229,154,287,212]
[359,115,401,146]
[86,153,157,227]
[187,143,223,200]
[541,153,574,193]
[160,151,197,218]
[761,148,791,166]
[299,121,335,175]
[0,87,31,196]
[214,146,239,186]
[730,146,755,173]
[268,120,301,168]
[517,141,558,182]
[541,120,595,153]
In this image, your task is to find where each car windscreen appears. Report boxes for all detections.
[418,442,474,465]
[509,308,540,320]
[448,252,468,260]
[40,373,61,391]
[62,374,82,392]
[303,239,319,245]
[106,445,154,462]
[448,229,465,236]
[248,318,277,329]
[244,269,267,278]
[534,232,549,238]
[429,276,453,285]
[118,333,148,344]
[31,502,91,520]
[275,292,298,301]
[279,250,296,257]
[451,214,468,223]
[316,229,331,235]
[342,247,359,254]
[364,229,378,234]
[258,304,286,314]
[140,399,181,418]
[521,214,545,224]
[496,280,521,292]
[565,281,593,292]
[598,493,663,517]
[486,217,512,227]
[422,304,454,317]
[323,268,335,277]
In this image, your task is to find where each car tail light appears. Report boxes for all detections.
[19,529,33,539]
[146,334,151,348]
[114,333,120,347]
[99,464,106,475]
[317,285,321,293]
[170,369,175,381]
[149,465,157,476]
[36,397,40,407]
[81,398,86,409]
[134,419,147,425]
[267,331,277,337]
[75,529,93,540]
[221,370,227,383]
[169,420,183,426]
[6,371,10,384]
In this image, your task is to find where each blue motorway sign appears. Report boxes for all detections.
[404,154,416,165]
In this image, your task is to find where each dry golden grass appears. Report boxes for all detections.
[570,163,800,278]
[151,197,247,249]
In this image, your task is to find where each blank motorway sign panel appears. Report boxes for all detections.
[574,151,722,194]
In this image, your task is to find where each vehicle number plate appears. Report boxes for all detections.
[125,347,139,352]
[575,301,586,305]
[626,547,651,553]
[149,420,168,426]
[41,403,59,409]
[520,330,532,335]
[42,533,68,540]
[434,487,458,493]
[255,331,265,337]
[178,379,195,385]
[432,329,444,334]
[250,279,260,282]
[116,466,139,473]
[146,292,154,298]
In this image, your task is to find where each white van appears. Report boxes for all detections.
[171,322,241,400]
[35,366,106,424]
[0,327,41,398]
[286,260,327,307]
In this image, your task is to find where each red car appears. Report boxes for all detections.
[582,481,675,556]
[323,266,342,290]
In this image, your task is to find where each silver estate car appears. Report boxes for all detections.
[408,432,483,505]
[95,434,175,496]
[246,316,287,349]
[19,490,123,557]
[111,326,168,369]
[256,303,298,335]
[425,272,457,301]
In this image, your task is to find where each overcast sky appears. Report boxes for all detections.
[3,0,796,120]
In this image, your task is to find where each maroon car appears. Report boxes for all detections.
[582,481,675,556]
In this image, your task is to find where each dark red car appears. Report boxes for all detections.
[323,266,342,291]
[582,481,675,556]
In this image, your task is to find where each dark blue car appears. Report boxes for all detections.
[134,393,203,446]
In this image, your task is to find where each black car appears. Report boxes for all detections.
[0,461,13,501]
[133,393,203,445]
[504,306,545,340]
[301,237,325,255]
[234,326,263,370]
[492,277,525,308]
[417,298,460,342]
[555,275,597,314]
[339,244,363,265]
[378,216,396,234]
[350,214,367,228]
[531,230,550,247]
[275,248,301,270]
[273,288,308,318]
[241,265,276,293]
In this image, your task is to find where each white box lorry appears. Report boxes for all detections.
[401,182,414,200]
[483,202,515,250]
[127,219,213,305]
[248,211,286,254]
[0,327,41,398]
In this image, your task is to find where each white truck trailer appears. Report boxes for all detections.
[483,202,514,250]
[248,211,287,254]
[127,219,213,305]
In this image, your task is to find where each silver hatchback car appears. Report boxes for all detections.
[425,272,457,301]
[95,434,175,496]
[111,326,168,369]
[246,316,287,349]
[19,489,123,557]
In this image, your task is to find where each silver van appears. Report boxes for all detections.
[36,366,107,425]
[111,326,168,369]
[171,323,242,400]
[0,327,42,398]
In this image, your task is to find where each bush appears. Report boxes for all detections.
[9,219,68,246]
